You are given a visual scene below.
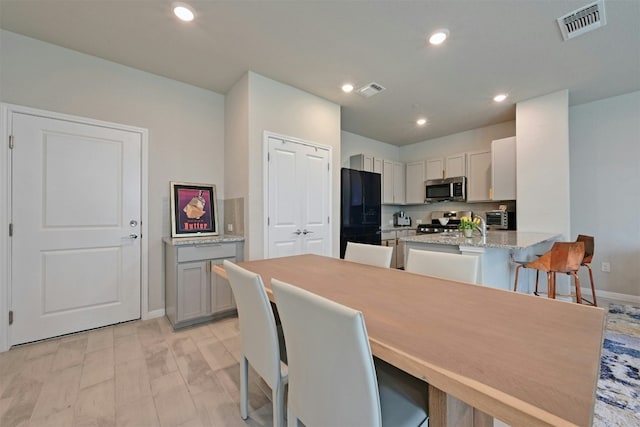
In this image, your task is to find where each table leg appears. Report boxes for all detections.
[428,384,474,426]
[428,384,495,427]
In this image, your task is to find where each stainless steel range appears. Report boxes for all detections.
[416,210,472,234]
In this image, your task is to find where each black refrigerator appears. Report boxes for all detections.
[340,168,382,258]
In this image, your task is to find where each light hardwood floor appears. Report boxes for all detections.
[0,295,632,427]
[0,315,275,427]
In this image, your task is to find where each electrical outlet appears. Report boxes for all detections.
[227,224,233,232]
[601,262,610,273]
[416,219,423,224]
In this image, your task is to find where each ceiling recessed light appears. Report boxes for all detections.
[173,3,195,22]
[429,29,449,45]
[341,83,354,93]
[493,94,508,102]
[416,118,427,126]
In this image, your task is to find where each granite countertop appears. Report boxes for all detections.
[163,235,245,246]
[381,226,418,232]
[400,230,560,250]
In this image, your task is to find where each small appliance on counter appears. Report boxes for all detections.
[393,211,411,226]
[416,210,471,234]
[485,210,516,230]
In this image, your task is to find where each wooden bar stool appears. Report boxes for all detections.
[576,235,597,306]
[513,242,585,302]
[529,235,597,305]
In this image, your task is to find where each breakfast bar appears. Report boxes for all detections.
[401,231,560,290]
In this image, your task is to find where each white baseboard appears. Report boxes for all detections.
[581,288,640,305]
[144,309,165,320]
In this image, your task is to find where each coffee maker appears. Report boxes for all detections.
[393,211,411,226]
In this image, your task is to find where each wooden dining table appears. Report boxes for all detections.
[215,254,606,427]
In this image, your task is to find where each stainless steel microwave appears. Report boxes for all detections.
[425,176,466,202]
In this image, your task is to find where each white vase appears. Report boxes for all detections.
[463,229,473,238]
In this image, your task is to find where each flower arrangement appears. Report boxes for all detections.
[459,216,480,231]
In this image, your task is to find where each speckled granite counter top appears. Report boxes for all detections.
[162,235,245,246]
[381,226,417,232]
[401,230,559,249]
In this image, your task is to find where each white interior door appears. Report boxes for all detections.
[10,112,142,345]
[267,136,330,258]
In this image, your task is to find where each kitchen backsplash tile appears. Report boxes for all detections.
[383,201,516,227]
[223,197,244,236]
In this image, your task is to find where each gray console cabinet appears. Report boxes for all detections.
[164,237,244,329]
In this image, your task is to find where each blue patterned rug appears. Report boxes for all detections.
[593,304,640,426]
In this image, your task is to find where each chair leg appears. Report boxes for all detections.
[513,265,522,292]
[273,381,285,427]
[573,272,582,304]
[586,264,597,306]
[547,272,555,299]
[240,355,249,419]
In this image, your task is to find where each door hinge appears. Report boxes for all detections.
[267,217,270,226]
[9,135,14,149]
[327,163,330,171]
[9,223,12,237]
[9,310,13,325]
[327,216,330,224]
[267,152,270,161]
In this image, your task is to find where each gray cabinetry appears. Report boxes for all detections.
[164,237,244,329]
[177,261,210,323]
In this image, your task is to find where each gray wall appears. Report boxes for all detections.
[516,90,570,236]
[0,30,226,312]
[570,91,640,297]
[226,72,342,260]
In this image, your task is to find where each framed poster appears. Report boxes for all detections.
[170,182,219,238]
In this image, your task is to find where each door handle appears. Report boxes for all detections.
[302,229,314,235]
[294,229,302,235]
[129,233,138,239]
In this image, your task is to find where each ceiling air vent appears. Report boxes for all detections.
[357,82,386,98]
[557,0,606,41]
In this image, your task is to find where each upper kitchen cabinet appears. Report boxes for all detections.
[425,153,467,180]
[382,160,405,204]
[425,157,444,180]
[467,150,492,202]
[445,153,467,178]
[405,160,425,204]
[349,154,382,174]
[491,137,516,200]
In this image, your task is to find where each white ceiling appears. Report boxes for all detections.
[1,0,639,146]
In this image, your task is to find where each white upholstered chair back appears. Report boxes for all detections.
[223,260,287,427]
[405,248,480,284]
[272,278,381,427]
[344,241,394,268]
[272,278,428,427]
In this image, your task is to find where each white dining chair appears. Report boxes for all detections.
[271,278,428,427]
[405,248,480,284]
[344,241,394,268]
[223,260,288,427]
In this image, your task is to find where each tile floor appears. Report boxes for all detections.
[0,295,633,427]
[0,315,275,427]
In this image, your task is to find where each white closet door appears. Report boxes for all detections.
[10,112,141,345]
[267,136,330,258]
[299,145,330,255]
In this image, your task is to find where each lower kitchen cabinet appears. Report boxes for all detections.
[164,237,244,329]
[382,229,416,269]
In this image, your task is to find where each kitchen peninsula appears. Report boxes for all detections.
[401,231,560,290]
